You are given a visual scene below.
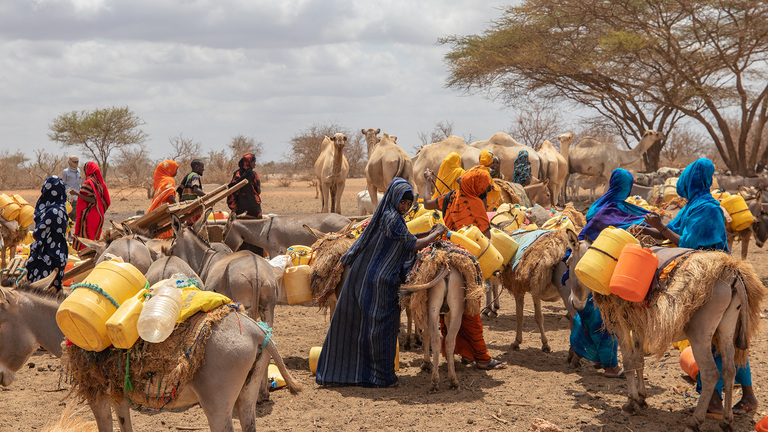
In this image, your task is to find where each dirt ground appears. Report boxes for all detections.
[2,177,767,432]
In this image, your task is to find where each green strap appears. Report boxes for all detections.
[70,282,121,308]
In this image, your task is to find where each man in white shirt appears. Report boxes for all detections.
[61,155,81,221]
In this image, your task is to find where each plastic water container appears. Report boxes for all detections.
[490,228,518,267]
[283,265,313,305]
[721,194,754,231]
[609,244,658,302]
[286,245,313,266]
[679,346,698,380]
[574,227,639,295]
[105,289,147,349]
[17,204,33,227]
[56,261,147,351]
[137,279,182,343]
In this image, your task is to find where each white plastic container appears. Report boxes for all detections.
[136,278,182,343]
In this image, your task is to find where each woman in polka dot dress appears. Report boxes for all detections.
[26,176,69,291]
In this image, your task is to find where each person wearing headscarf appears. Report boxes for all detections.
[429,152,465,199]
[61,155,81,221]
[147,160,179,213]
[422,168,507,371]
[316,178,446,387]
[639,158,754,416]
[26,177,69,291]
[227,153,262,218]
[579,168,649,242]
[513,150,532,185]
[71,162,110,251]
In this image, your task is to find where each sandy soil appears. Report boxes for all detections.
[2,177,767,432]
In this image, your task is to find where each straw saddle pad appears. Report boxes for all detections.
[404,240,484,332]
[63,303,240,410]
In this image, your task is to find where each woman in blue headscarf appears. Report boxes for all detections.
[316,178,447,388]
[26,176,69,291]
[640,158,755,417]
[579,168,649,241]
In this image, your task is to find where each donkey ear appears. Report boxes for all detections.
[170,214,183,237]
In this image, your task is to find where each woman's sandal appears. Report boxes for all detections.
[476,359,507,370]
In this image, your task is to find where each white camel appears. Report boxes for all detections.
[314,133,349,214]
[364,130,415,209]
[568,130,665,185]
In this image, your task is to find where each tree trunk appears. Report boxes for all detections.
[642,141,662,172]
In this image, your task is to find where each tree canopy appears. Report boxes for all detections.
[48,106,148,177]
[442,0,768,174]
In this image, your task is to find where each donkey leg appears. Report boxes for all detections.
[532,295,550,352]
[510,293,525,351]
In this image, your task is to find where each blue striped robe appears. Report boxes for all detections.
[316,178,416,387]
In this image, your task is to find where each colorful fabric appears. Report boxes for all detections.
[72,162,110,250]
[147,160,179,213]
[513,150,531,185]
[437,168,492,233]
[570,294,618,368]
[316,178,417,387]
[27,177,69,291]
[579,168,649,242]
[227,153,262,218]
[432,152,465,199]
[179,171,203,202]
[667,158,728,251]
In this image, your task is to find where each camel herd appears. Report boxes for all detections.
[314,128,667,213]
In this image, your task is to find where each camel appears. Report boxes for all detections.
[568,130,665,185]
[314,133,349,214]
[365,131,415,209]
[0,272,302,432]
[411,136,468,198]
[557,132,574,203]
[537,139,568,206]
[461,133,541,182]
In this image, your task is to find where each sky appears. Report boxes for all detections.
[0,0,522,163]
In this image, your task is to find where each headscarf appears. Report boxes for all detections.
[227,153,261,212]
[585,168,646,221]
[432,152,465,199]
[68,155,79,170]
[479,150,494,167]
[667,158,728,251]
[513,150,531,184]
[579,168,648,241]
[147,160,179,213]
[84,162,110,212]
[341,177,416,271]
[442,168,492,233]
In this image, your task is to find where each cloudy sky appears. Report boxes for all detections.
[0,0,526,163]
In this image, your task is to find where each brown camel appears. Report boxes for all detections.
[314,133,349,214]
[364,131,415,209]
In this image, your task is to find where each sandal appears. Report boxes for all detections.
[732,400,757,415]
[476,359,507,370]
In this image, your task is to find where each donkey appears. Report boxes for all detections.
[568,240,766,432]
[170,211,277,326]
[0,272,302,432]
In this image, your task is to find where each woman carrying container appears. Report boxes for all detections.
[26,177,68,291]
[147,160,179,213]
[637,158,757,417]
[422,168,507,371]
[71,162,110,251]
[316,178,446,388]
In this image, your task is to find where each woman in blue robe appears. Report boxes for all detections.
[26,176,69,291]
[640,158,756,416]
[316,178,446,387]
[579,168,649,241]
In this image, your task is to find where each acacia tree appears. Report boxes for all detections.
[442,0,768,174]
[47,106,148,177]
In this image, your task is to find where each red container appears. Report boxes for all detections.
[679,346,699,380]
[609,243,658,302]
